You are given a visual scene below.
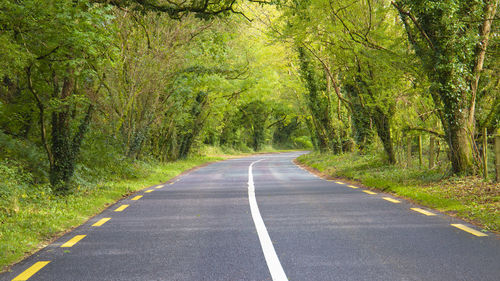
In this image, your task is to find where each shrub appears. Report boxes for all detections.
[0,161,30,215]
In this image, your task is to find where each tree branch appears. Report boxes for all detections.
[469,0,499,127]
[267,115,287,129]
[100,0,239,19]
[26,66,54,167]
[300,44,353,108]
[403,126,445,139]
[391,1,435,51]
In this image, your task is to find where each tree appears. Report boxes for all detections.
[0,0,113,192]
[274,0,414,163]
[392,0,499,174]
[97,0,272,19]
[297,47,339,153]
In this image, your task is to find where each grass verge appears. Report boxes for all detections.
[0,156,224,272]
[297,152,499,233]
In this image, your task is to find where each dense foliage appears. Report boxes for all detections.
[266,0,498,174]
[0,0,498,206]
[0,0,309,202]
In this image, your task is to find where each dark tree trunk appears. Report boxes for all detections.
[444,110,475,175]
[344,83,373,151]
[50,104,93,193]
[297,47,338,153]
[372,107,396,164]
[49,76,94,193]
[178,92,208,159]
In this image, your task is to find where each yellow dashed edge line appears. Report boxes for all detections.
[382,197,401,203]
[12,261,50,281]
[410,208,436,216]
[11,177,191,280]
[92,218,111,227]
[60,235,86,248]
[114,204,129,212]
[296,159,489,239]
[451,224,488,237]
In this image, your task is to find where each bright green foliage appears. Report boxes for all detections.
[275,0,417,163]
[0,1,309,194]
[271,0,498,172]
[0,0,114,192]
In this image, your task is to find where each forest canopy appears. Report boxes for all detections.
[0,0,498,197]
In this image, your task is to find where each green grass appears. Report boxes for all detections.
[297,152,499,233]
[0,156,223,272]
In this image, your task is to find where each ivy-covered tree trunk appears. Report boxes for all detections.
[297,47,339,153]
[304,117,320,151]
[50,105,93,193]
[372,107,396,164]
[344,83,373,151]
[443,102,475,174]
[50,107,93,192]
[178,91,208,159]
[347,66,396,164]
[28,69,94,193]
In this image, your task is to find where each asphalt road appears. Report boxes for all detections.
[2,152,499,281]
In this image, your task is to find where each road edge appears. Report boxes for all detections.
[292,158,499,237]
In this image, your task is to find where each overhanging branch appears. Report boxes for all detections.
[403,126,445,139]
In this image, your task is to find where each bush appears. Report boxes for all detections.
[292,136,313,149]
[75,131,145,186]
[0,131,48,182]
[0,161,30,215]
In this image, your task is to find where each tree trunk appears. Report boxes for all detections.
[49,77,73,192]
[178,92,208,158]
[312,117,330,153]
[418,135,423,168]
[429,135,435,169]
[49,75,94,193]
[447,126,474,175]
[483,127,488,179]
[297,46,337,154]
[444,110,475,175]
[495,133,500,182]
[50,104,93,193]
[372,107,395,164]
[407,137,412,168]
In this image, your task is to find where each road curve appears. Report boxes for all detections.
[2,152,499,281]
